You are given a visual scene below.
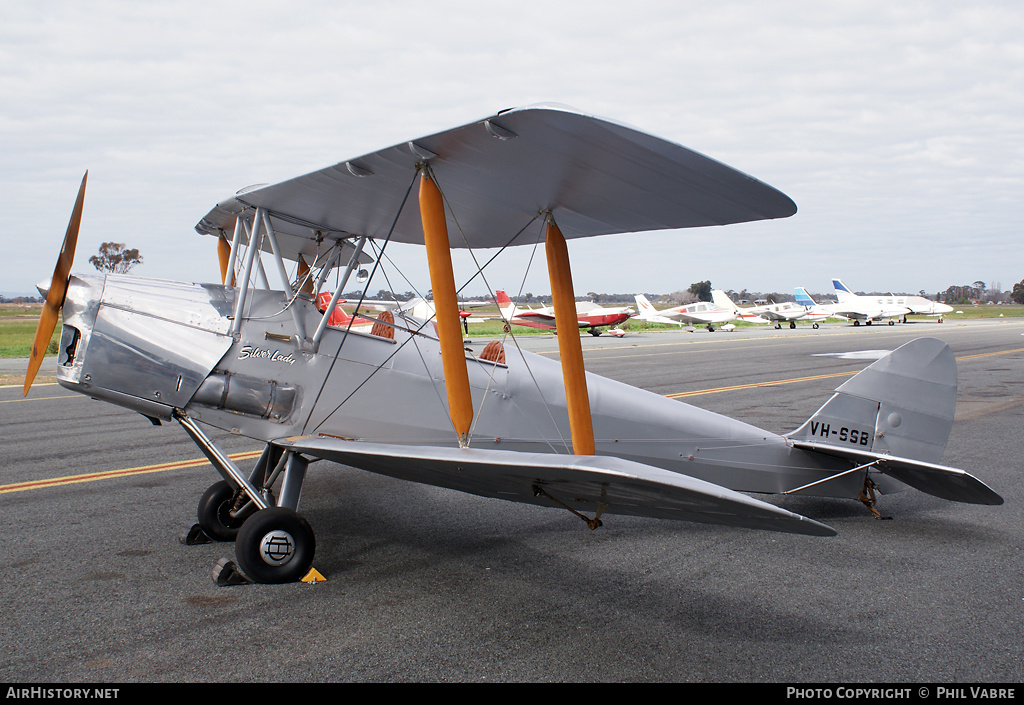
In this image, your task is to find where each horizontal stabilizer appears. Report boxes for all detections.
[276,438,835,537]
[792,441,1003,506]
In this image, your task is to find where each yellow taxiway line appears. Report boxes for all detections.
[665,347,1024,398]
[666,370,857,398]
[0,450,264,495]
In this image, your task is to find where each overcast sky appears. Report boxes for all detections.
[2,1,1021,300]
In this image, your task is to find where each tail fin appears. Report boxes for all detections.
[711,289,737,311]
[832,278,855,302]
[787,338,1002,505]
[495,290,514,318]
[789,338,954,463]
[794,287,816,307]
[634,294,656,316]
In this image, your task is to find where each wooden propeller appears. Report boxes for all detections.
[24,171,87,396]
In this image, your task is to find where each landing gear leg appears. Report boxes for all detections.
[175,412,320,584]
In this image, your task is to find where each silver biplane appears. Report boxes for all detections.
[26,105,1002,584]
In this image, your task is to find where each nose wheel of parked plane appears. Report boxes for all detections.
[235,508,316,584]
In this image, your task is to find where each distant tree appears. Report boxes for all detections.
[89,242,143,274]
[688,280,712,301]
[944,283,984,304]
[664,290,697,305]
[1010,280,1024,305]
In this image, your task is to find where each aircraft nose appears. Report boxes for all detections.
[35,278,51,300]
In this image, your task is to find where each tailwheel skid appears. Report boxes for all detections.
[859,478,892,521]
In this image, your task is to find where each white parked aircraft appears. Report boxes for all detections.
[794,287,841,323]
[633,293,735,331]
[833,279,953,323]
[824,279,911,326]
[711,290,827,329]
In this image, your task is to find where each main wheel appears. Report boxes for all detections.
[812,323,819,329]
[789,321,796,329]
[235,508,316,584]
[197,480,245,541]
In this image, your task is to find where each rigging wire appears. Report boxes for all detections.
[300,169,419,436]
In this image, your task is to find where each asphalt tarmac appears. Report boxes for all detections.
[2,318,1022,683]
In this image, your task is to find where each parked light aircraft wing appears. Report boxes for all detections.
[276,437,836,536]
[196,104,796,260]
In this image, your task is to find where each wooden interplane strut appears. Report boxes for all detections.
[418,169,474,446]
[545,217,595,455]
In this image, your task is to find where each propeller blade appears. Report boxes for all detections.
[218,234,231,285]
[24,171,87,396]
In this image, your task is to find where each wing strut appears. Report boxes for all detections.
[545,215,595,455]
[419,168,474,446]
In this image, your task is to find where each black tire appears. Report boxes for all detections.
[197,480,245,541]
[812,323,819,329]
[235,508,316,584]
[789,321,796,329]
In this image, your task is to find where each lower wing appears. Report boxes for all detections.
[275,438,837,537]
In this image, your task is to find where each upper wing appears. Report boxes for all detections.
[196,104,796,259]
[275,437,835,537]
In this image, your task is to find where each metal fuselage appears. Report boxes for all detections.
[56,273,866,501]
